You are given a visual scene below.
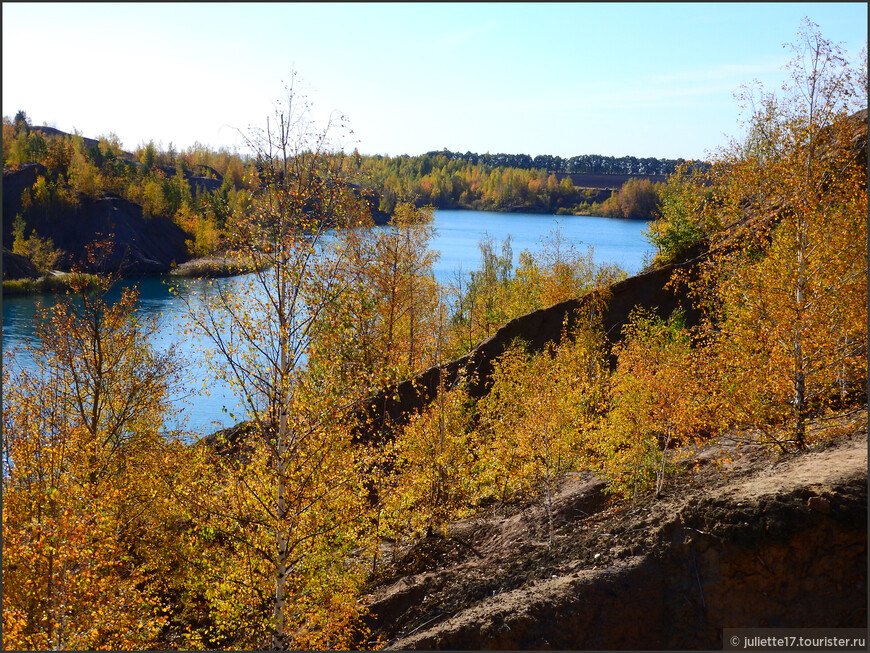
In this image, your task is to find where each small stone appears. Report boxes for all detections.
[808,496,831,514]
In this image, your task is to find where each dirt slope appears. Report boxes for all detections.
[363,411,868,650]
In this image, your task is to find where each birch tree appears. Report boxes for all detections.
[475,316,608,546]
[2,260,183,649]
[305,201,442,402]
[705,20,867,449]
[182,80,373,648]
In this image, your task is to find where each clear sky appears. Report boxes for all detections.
[3,2,866,161]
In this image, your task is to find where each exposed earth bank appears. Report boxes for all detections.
[3,163,191,275]
[363,411,867,649]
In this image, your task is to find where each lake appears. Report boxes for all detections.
[432,209,652,282]
[2,210,654,435]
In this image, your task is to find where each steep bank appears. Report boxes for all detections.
[363,411,867,649]
[2,164,191,275]
[356,248,704,439]
[49,194,190,274]
[2,247,39,279]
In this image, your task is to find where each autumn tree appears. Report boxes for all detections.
[446,233,515,351]
[446,227,625,357]
[375,203,442,378]
[599,177,663,219]
[475,315,608,546]
[378,373,478,547]
[11,212,62,274]
[2,251,184,649]
[68,133,104,197]
[307,201,442,402]
[182,79,374,649]
[645,162,718,265]
[43,135,74,178]
[595,309,713,500]
[511,225,624,310]
[701,20,867,450]
[138,140,157,173]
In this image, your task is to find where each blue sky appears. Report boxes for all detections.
[3,2,866,160]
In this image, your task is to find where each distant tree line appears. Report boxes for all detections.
[417,149,704,176]
[353,150,683,216]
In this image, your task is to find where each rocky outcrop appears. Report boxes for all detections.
[53,195,190,274]
[3,154,388,278]
[2,247,39,279]
[3,162,191,274]
[6,192,190,275]
[187,175,222,196]
[32,126,103,152]
[2,163,47,242]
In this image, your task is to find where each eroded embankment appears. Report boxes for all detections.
[354,249,706,441]
[364,414,868,650]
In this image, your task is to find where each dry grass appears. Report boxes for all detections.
[2,272,101,295]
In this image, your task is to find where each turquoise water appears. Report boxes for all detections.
[2,210,653,434]
[2,274,246,435]
[431,210,652,281]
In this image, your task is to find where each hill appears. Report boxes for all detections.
[364,410,867,649]
[350,106,868,648]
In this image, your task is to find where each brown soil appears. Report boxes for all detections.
[362,410,868,650]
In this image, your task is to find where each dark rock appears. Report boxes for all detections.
[13,194,191,275]
[2,247,39,279]
[187,176,222,196]
[32,126,102,152]
[199,420,258,458]
[2,163,47,246]
[808,496,832,514]
[3,161,186,274]
[71,196,190,273]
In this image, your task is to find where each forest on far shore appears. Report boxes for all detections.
[3,110,693,278]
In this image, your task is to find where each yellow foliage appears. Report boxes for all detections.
[306,202,442,399]
[176,204,221,257]
[2,273,182,650]
[379,378,478,542]
[445,227,625,358]
[475,318,608,544]
[695,23,868,449]
[11,213,61,273]
[68,141,104,197]
[595,310,713,500]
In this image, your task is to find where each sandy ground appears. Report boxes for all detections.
[362,409,868,649]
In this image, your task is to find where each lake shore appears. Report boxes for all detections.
[168,256,263,279]
[2,209,649,292]
[1,258,262,295]
[4,209,654,433]
[2,271,102,296]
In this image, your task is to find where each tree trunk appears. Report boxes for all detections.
[793,214,807,451]
[544,472,555,549]
[273,276,291,649]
